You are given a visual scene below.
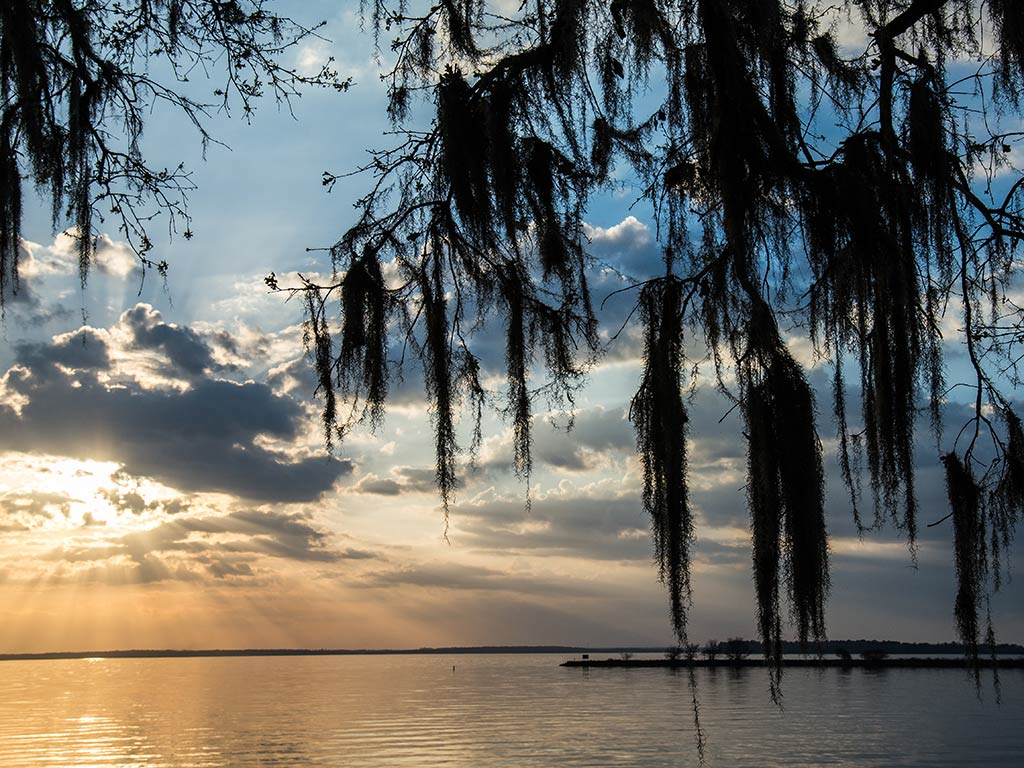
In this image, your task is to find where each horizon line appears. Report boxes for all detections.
[2,638,1022,662]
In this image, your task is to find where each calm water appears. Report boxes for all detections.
[0,653,1019,767]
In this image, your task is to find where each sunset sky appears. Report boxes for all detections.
[1,3,1022,653]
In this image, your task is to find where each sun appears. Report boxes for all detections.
[0,453,179,533]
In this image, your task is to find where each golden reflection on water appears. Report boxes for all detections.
[0,655,1019,767]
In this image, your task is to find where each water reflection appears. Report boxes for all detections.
[0,655,1017,767]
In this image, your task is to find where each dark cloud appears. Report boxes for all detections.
[203,556,256,579]
[121,303,232,377]
[361,561,603,596]
[452,492,652,561]
[823,542,1024,641]
[102,489,148,515]
[208,329,243,356]
[691,538,749,567]
[353,476,403,495]
[262,216,661,421]
[2,276,39,309]
[390,588,670,647]
[351,465,459,495]
[268,343,430,410]
[266,355,319,396]
[583,216,663,279]
[536,406,635,470]
[1,320,352,503]
[48,509,377,584]
[15,327,110,373]
[480,406,635,475]
[99,485,191,517]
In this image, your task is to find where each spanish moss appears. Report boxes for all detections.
[283,0,1024,677]
[421,243,460,512]
[2,1,347,299]
[742,332,829,693]
[631,276,692,643]
[338,250,390,429]
[805,133,923,542]
[942,453,986,664]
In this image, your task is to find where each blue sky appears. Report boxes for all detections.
[1,2,1022,653]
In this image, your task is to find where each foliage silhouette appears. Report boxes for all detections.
[724,636,750,662]
[1,0,348,296]
[7,1,1024,689]
[702,639,721,661]
[292,0,1024,683]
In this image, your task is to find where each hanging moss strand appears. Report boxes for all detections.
[631,276,692,643]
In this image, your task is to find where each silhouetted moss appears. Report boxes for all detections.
[2,2,345,298]
[292,0,1024,686]
[632,277,692,643]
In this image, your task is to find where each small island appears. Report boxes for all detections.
[562,638,1024,669]
[562,657,1024,669]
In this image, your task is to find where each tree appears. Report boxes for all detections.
[0,0,348,296]
[724,637,750,662]
[703,639,721,661]
[6,1,1023,690]
[860,648,889,663]
[290,0,1024,688]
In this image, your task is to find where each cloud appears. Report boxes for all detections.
[360,561,603,597]
[16,326,111,372]
[350,465,457,495]
[0,313,352,503]
[100,483,190,517]
[18,231,139,282]
[120,303,234,378]
[479,405,635,474]
[295,41,332,77]
[2,243,51,316]
[92,235,139,279]
[0,490,76,530]
[47,509,377,585]
[583,216,661,278]
[451,481,652,561]
[16,239,74,279]
[2,233,159,337]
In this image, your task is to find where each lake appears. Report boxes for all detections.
[0,653,1019,766]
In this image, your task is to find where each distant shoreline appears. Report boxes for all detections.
[1,640,1022,662]
[0,647,599,662]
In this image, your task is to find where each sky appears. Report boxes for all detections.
[1,2,1022,653]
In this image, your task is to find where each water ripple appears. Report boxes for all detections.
[0,655,1018,767]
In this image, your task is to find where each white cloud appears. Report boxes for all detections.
[16,239,74,278]
[93,234,139,279]
[583,216,652,250]
[296,41,331,77]
[13,230,139,293]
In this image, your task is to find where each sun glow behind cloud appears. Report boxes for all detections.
[2,454,142,531]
